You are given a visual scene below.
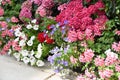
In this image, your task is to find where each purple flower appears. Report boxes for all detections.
[61,61,68,66]
[64,20,68,25]
[49,47,60,54]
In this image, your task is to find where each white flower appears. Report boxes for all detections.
[30,50,35,56]
[15,30,22,37]
[14,37,19,42]
[8,49,12,55]
[35,52,42,59]
[30,36,35,41]
[27,40,33,46]
[105,49,111,54]
[13,52,20,61]
[29,56,36,66]
[37,44,42,51]
[105,49,118,59]
[36,60,44,67]
[22,57,30,64]
[20,50,29,56]
[19,40,26,47]
[26,24,32,29]
[33,25,39,30]
[31,19,37,24]
[21,32,27,40]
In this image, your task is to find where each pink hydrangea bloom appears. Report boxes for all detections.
[79,49,94,62]
[33,0,42,5]
[70,56,78,64]
[105,51,118,66]
[0,7,4,16]
[21,0,32,10]
[99,69,113,79]
[19,7,32,22]
[115,65,120,72]
[58,3,67,11]
[42,0,54,9]
[67,30,78,42]
[112,42,120,52]
[11,16,19,23]
[77,31,84,40]
[0,21,8,28]
[94,56,105,66]
[36,6,47,17]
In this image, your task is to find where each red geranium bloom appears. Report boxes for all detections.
[47,25,52,30]
[37,32,46,43]
[46,36,54,44]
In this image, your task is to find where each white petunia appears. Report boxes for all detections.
[30,36,35,41]
[14,37,19,42]
[27,40,33,46]
[33,25,39,30]
[26,24,32,29]
[13,52,20,61]
[22,57,30,64]
[14,30,22,37]
[30,50,35,56]
[20,50,29,56]
[21,32,27,40]
[31,19,37,24]
[8,49,12,55]
[37,44,42,51]
[29,56,36,66]
[35,52,42,59]
[36,60,44,67]
[19,40,26,47]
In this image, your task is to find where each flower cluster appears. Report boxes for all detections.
[36,0,54,17]
[56,0,108,42]
[19,0,32,22]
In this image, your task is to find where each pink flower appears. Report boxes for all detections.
[0,21,8,28]
[3,44,11,51]
[70,56,78,64]
[67,30,78,42]
[11,16,19,23]
[21,0,32,10]
[94,56,105,66]
[0,50,6,55]
[14,45,21,51]
[77,31,84,40]
[76,75,86,80]
[105,54,118,66]
[58,3,67,11]
[112,42,120,52]
[115,65,120,72]
[36,6,47,17]
[19,7,32,22]
[115,30,120,35]
[33,0,42,5]
[99,69,113,79]
[0,7,4,16]
[1,30,7,38]
[79,49,94,62]
[42,0,54,9]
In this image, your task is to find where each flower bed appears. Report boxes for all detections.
[0,0,120,80]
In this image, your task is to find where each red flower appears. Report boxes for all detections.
[45,36,54,44]
[47,25,51,30]
[37,32,46,43]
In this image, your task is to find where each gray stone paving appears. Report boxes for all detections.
[0,55,62,80]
